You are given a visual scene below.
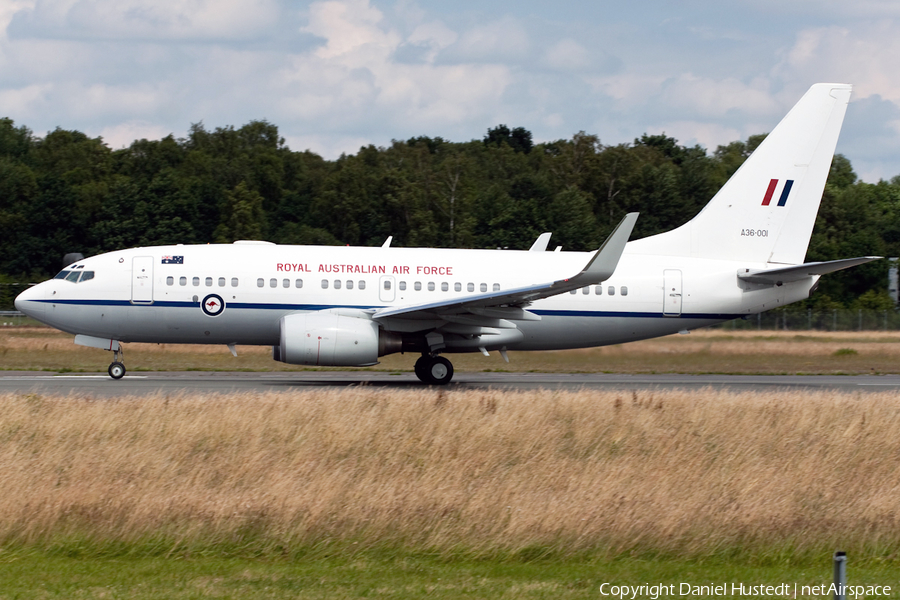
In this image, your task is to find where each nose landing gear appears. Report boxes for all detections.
[414,354,454,385]
[108,346,126,379]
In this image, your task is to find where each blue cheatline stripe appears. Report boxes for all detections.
[530,309,741,320]
[32,298,742,321]
[777,179,794,206]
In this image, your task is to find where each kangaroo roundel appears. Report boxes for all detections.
[201,294,225,317]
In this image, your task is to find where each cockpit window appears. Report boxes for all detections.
[55,269,95,283]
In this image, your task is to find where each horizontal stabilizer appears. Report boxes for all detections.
[738,256,881,285]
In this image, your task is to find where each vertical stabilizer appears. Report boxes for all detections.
[628,83,852,265]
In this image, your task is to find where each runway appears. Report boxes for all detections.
[2,371,900,396]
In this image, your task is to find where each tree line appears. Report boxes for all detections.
[0,117,895,309]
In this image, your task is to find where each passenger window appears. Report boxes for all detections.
[179,276,187,286]
[594,285,602,295]
[295,279,303,288]
[270,278,277,288]
[347,280,354,290]
[231,278,239,287]
[428,282,435,291]
[493,283,500,292]
[467,283,474,292]
[257,278,264,288]
[218,277,225,287]
[441,282,449,292]
[608,286,615,296]
[582,287,590,295]
[480,283,487,292]
[206,277,213,287]
[192,277,199,286]
[570,289,577,295]
[414,282,422,291]
[454,282,461,292]
[383,280,391,290]
[334,280,341,290]
[399,281,407,291]
[283,279,289,288]
[359,280,366,290]
[621,286,628,296]
[167,276,174,286]
[81,271,94,282]
[322,279,329,289]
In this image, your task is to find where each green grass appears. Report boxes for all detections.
[2,550,897,599]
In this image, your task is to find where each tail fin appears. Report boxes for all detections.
[628,83,852,265]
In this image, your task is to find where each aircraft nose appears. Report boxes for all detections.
[15,284,45,317]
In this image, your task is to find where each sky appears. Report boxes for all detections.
[3,0,900,181]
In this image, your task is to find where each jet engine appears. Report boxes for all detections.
[274,312,401,366]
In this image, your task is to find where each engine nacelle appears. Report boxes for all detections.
[274,312,399,366]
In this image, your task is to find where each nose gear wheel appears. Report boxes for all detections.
[108,346,126,379]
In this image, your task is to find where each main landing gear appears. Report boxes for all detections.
[414,354,454,385]
[108,346,126,380]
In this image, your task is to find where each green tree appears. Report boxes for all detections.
[214,182,266,243]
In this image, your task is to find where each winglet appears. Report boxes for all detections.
[558,213,638,287]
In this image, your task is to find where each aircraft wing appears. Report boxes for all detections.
[373,213,638,322]
[738,256,881,285]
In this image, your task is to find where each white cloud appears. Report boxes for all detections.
[304,0,400,62]
[656,75,778,119]
[0,0,898,179]
[773,22,900,103]
[405,20,457,63]
[451,15,529,62]
[280,0,512,136]
[646,121,744,153]
[542,38,589,71]
[10,0,281,41]
[0,83,51,120]
[0,0,35,36]
[742,0,900,19]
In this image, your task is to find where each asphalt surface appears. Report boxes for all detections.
[2,371,900,396]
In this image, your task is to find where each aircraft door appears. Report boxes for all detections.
[663,269,682,316]
[379,275,395,303]
[132,256,154,304]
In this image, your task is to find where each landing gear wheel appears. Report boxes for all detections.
[425,356,454,385]
[108,361,126,379]
[414,355,430,382]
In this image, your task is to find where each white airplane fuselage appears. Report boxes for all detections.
[17,242,807,350]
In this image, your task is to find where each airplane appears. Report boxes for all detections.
[15,83,879,384]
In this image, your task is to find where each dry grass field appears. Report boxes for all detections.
[2,387,898,563]
[3,326,900,374]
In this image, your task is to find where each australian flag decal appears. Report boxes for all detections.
[161,255,184,264]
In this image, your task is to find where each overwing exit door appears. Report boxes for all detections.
[663,269,682,316]
[379,275,395,303]
[132,256,154,304]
